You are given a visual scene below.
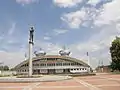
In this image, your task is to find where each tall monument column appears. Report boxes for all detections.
[28,27,34,77]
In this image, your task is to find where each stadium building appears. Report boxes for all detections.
[14,48,92,75]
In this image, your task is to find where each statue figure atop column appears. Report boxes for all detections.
[29,26,34,45]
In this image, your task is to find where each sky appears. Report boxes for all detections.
[0,0,120,69]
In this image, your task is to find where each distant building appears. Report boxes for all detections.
[14,49,92,75]
[96,65,111,73]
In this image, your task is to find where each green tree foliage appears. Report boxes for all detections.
[0,66,4,71]
[3,65,9,71]
[110,37,120,71]
[0,65,9,71]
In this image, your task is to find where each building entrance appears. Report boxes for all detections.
[64,69,70,74]
[48,69,55,74]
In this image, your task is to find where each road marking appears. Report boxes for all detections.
[36,86,83,88]
[74,79,101,90]
[96,84,120,87]
[22,83,40,90]
[0,86,83,89]
[97,76,120,81]
[0,86,26,88]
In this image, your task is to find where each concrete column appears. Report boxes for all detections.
[28,26,34,77]
[29,42,33,76]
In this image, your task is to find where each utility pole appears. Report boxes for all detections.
[28,26,34,77]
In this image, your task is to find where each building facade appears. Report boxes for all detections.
[14,49,92,75]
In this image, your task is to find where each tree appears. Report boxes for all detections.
[3,65,9,71]
[110,36,120,71]
[0,66,4,71]
[0,65,9,71]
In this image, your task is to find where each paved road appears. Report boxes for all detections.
[0,73,120,90]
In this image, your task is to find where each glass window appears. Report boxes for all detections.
[63,63,65,66]
[47,58,55,60]
[47,63,54,66]
[41,63,46,66]
[71,63,74,65]
[56,63,62,66]
[63,63,70,66]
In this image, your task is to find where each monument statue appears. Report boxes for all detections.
[29,27,34,44]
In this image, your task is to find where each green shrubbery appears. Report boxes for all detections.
[110,37,120,72]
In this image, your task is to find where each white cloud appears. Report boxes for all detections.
[57,0,120,68]
[61,7,99,28]
[0,51,25,68]
[94,0,120,26]
[34,23,119,68]
[34,40,61,55]
[60,0,120,28]
[87,0,101,6]
[69,23,119,68]
[43,36,51,40]
[54,29,68,35]
[53,0,83,8]
[16,0,39,5]
[116,23,120,31]
[61,9,87,28]
[8,23,16,35]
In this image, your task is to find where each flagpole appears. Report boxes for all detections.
[87,52,91,73]
[87,52,90,66]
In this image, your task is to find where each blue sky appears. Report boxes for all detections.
[0,0,120,68]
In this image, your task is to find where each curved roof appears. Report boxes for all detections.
[14,55,90,69]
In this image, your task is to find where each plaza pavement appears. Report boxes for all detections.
[0,75,72,83]
[0,73,119,90]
